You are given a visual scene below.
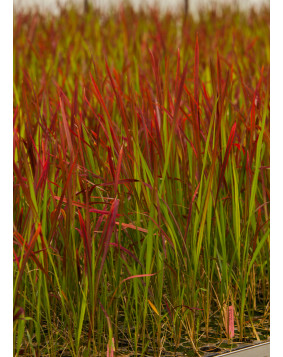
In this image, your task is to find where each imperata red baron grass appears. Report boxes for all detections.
[13,3,269,356]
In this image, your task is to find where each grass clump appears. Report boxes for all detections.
[13,3,270,356]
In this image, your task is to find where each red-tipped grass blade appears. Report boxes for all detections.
[216,122,237,203]
[78,210,91,271]
[95,199,120,302]
[114,145,123,195]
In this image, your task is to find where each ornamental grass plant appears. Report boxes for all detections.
[13,3,270,356]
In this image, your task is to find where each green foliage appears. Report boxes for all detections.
[13,2,270,355]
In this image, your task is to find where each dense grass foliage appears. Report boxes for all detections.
[13,4,270,356]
